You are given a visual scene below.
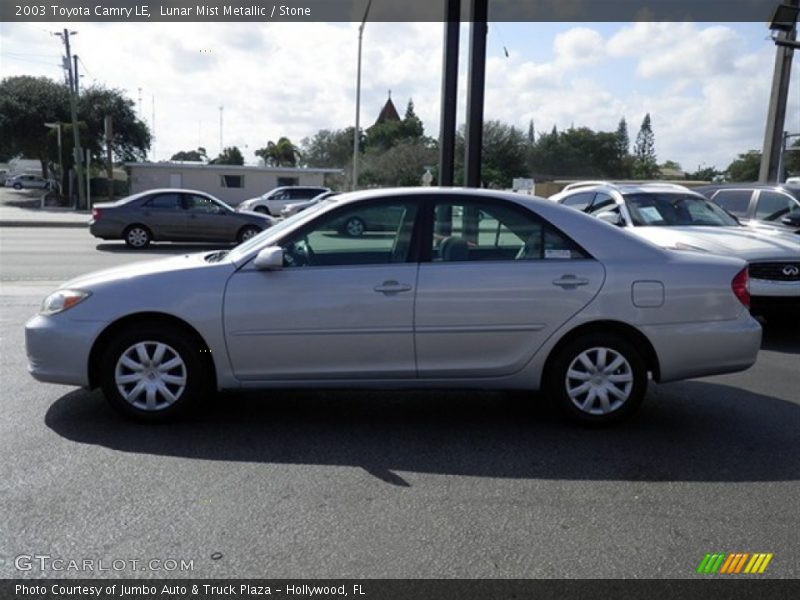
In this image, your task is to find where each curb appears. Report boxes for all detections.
[0,220,88,228]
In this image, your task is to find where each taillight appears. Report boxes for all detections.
[732,267,750,308]
[91,208,102,220]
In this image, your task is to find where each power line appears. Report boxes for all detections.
[0,54,61,67]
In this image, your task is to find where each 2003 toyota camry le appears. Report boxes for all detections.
[26,188,762,424]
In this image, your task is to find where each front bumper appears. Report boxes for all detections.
[25,314,107,387]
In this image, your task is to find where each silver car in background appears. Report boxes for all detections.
[27,188,761,425]
[89,188,275,248]
[550,182,800,319]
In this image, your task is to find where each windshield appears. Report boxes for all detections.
[623,193,739,227]
[228,197,336,260]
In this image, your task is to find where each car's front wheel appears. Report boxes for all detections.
[100,325,209,421]
[253,206,270,215]
[237,225,261,244]
[124,224,152,249]
[13,182,22,190]
[547,333,647,425]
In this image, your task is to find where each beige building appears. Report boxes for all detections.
[126,162,340,206]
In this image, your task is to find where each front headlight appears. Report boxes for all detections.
[40,289,91,316]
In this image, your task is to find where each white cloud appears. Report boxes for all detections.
[0,21,796,173]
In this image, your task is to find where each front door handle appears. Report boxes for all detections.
[374,280,413,295]
[552,275,590,289]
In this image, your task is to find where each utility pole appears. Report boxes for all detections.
[219,105,224,154]
[352,0,372,191]
[55,28,85,209]
[438,0,460,187]
[151,94,156,160]
[464,0,488,188]
[760,0,798,182]
[105,115,114,201]
[73,54,79,94]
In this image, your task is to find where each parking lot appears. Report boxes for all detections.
[1,219,799,579]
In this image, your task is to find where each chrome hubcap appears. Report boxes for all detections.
[241,228,257,241]
[127,228,148,247]
[565,347,633,415]
[114,341,187,411]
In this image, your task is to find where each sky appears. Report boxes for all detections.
[1,20,798,173]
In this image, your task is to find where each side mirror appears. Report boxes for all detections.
[781,214,800,227]
[254,246,284,270]
[596,210,623,226]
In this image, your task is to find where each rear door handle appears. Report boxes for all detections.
[552,275,589,289]
[374,280,413,295]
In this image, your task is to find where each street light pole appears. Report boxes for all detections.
[760,0,799,182]
[44,122,62,194]
[352,0,372,191]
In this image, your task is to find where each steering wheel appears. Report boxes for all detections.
[283,237,315,267]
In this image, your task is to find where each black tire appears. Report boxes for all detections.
[100,324,210,422]
[547,333,647,425]
[13,182,22,190]
[237,225,261,244]
[254,206,270,215]
[123,224,152,249]
[342,217,366,237]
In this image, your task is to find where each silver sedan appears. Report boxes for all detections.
[26,188,761,425]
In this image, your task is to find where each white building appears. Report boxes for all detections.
[126,162,341,206]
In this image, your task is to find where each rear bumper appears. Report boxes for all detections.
[641,312,762,383]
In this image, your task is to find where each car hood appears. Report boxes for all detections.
[60,252,231,291]
[631,226,800,260]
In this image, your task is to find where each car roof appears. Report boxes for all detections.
[695,183,800,196]
[556,181,704,198]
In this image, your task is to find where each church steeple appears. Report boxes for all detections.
[374,91,400,126]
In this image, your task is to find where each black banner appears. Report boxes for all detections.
[3,580,800,600]
[0,0,790,23]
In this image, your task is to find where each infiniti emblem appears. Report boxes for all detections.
[783,265,800,277]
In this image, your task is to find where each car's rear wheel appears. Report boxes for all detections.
[237,225,261,244]
[343,217,366,237]
[124,225,152,249]
[100,325,209,422]
[547,333,646,425]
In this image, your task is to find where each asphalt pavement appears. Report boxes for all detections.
[1,223,799,580]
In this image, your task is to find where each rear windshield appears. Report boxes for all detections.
[623,193,739,227]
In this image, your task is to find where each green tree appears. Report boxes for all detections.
[211,146,244,165]
[455,120,528,188]
[686,164,721,182]
[255,137,300,167]
[632,113,658,179]
[171,147,207,162]
[300,127,363,169]
[77,85,150,163]
[399,99,424,140]
[725,150,761,182]
[0,76,70,176]
[360,140,437,187]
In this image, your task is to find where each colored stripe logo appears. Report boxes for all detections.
[697,552,773,574]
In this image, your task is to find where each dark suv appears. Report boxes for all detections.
[695,184,800,235]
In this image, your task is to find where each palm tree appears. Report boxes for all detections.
[255,137,301,167]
